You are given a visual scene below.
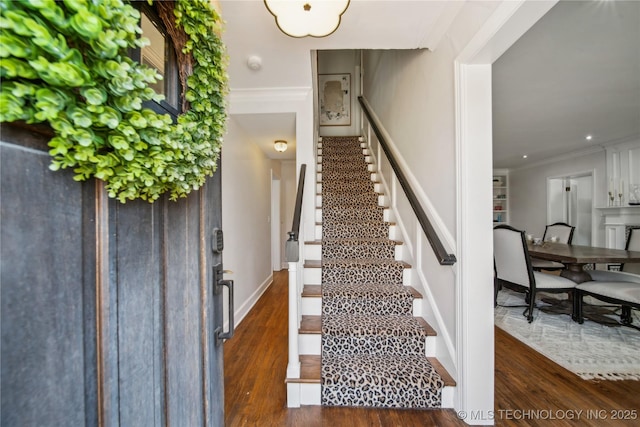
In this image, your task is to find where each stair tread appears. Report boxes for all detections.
[318,180,381,184]
[323,314,436,337]
[315,220,396,226]
[302,284,322,297]
[300,314,435,336]
[323,259,411,268]
[427,357,456,387]
[285,355,321,384]
[303,284,422,299]
[299,315,321,334]
[287,355,454,387]
[305,259,411,268]
[317,191,381,196]
[306,239,403,245]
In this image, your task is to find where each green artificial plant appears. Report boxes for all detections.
[0,0,228,202]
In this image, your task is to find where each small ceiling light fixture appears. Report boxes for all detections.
[585,135,593,140]
[274,140,288,152]
[264,0,350,38]
[522,154,528,159]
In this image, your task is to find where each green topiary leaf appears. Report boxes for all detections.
[1,0,227,203]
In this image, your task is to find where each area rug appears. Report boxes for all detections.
[495,288,640,380]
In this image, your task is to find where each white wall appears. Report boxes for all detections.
[508,150,607,247]
[360,0,499,375]
[317,50,360,137]
[222,117,275,326]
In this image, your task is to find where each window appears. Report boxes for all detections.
[137,6,180,116]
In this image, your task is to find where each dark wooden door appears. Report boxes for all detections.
[1,124,226,426]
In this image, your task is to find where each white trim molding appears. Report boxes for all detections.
[454,0,558,423]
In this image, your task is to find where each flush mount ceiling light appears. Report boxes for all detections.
[264,0,350,38]
[274,140,288,152]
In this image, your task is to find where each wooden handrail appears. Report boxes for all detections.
[289,164,306,242]
[358,96,456,266]
[285,164,306,262]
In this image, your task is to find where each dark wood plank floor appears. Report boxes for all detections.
[224,270,640,426]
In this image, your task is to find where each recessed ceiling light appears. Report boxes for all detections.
[585,135,593,140]
[522,155,528,159]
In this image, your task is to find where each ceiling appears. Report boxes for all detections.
[219,1,640,165]
[219,0,462,161]
[492,0,640,169]
[231,112,296,160]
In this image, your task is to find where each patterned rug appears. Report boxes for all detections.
[319,136,444,408]
[495,288,640,380]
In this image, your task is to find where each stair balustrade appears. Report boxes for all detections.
[285,164,306,381]
[358,96,457,266]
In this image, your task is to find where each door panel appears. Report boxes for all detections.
[111,201,163,426]
[164,196,206,426]
[1,125,226,426]
[1,135,98,426]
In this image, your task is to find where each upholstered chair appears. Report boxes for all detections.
[531,222,576,271]
[494,224,577,322]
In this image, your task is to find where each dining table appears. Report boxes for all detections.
[527,241,640,283]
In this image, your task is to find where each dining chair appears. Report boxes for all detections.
[494,224,578,322]
[589,228,640,281]
[531,222,576,271]
[574,228,640,327]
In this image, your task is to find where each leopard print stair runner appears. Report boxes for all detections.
[319,136,444,408]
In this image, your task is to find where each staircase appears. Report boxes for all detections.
[287,136,455,408]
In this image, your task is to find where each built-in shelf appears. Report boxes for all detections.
[493,172,508,224]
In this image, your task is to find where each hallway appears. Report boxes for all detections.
[224,271,640,426]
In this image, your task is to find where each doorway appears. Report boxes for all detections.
[547,172,594,245]
[271,169,282,271]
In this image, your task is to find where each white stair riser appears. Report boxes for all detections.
[304,244,321,260]
[301,296,321,315]
[413,297,423,317]
[303,267,412,286]
[304,268,321,285]
[441,387,454,408]
[299,334,321,355]
[287,383,321,408]
[395,244,404,260]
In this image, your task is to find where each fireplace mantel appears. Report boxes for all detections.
[596,205,640,249]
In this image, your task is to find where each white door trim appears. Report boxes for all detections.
[454,0,558,421]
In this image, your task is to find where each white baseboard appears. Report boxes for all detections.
[229,273,273,329]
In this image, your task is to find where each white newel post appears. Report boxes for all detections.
[287,261,300,379]
[286,260,301,408]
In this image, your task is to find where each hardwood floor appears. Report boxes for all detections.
[224,271,640,426]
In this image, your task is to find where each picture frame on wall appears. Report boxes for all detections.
[319,73,351,126]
